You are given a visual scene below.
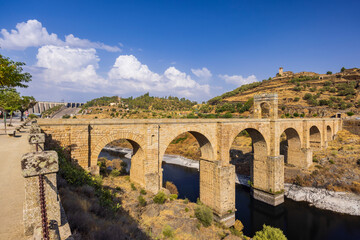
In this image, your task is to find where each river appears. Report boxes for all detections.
[99,150,360,240]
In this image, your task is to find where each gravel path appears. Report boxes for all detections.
[0,127,29,239]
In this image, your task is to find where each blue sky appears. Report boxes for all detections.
[0,0,359,102]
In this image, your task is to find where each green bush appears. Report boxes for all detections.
[294,97,300,102]
[347,112,354,116]
[162,225,174,238]
[185,207,189,212]
[140,189,147,195]
[195,204,213,227]
[110,169,121,177]
[153,191,167,204]
[62,114,71,119]
[138,195,147,207]
[253,224,287,240]
[184,198,189,204]
[28,114,38,119]
[169,194,178,201]
[326,71,332,75]
[131,183,137,190]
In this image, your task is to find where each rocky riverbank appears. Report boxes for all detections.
[103,146,360,216]
[284,183,360,216]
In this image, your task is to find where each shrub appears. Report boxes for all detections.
[62,114,71,119]
[163,225,174,238]
[131,183,137,190]
[169,194,178,201]
[293,112,299,117]
[153,191,167,204]
[110,169,121,177]
[28,114,38,119]
[303,93,312,100]
[313,157,318,163]
[140,189,147,195]
[329,159,335,164]
[326,71,332,75]
[293,86,302,92]
[184,198,189,204]
[138,195,147,207]
[347,112,354,116]
[294,97,300,102]
[195,204,213,227]
[230,219,244,236]
[357,159,360,166]
[185,207,189,212]
[165,181,179,195]
[329,87,336,93]
[253,224,287,240]
[341,67,345,72]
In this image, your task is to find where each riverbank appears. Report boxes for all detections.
[103,147,360,216]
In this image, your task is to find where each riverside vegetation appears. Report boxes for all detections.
[57,147,287,239]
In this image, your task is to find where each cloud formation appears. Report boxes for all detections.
[0,19,120,52]
[219,74,257,86]
[35,45,106,91]
[191,67,212,79]
[108,55,210,97]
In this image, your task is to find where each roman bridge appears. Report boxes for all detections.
[36,94,342,226]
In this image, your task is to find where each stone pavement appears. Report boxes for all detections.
[0,127,29,239]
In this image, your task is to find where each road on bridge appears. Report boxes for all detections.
[0,127,29,239]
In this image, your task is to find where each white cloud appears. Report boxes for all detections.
[0,19,120,52]
[219,74,257,86]
[35,45,107,91]
[108,55,210,97]
[191,67,212,79]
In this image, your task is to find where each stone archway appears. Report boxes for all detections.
[260,102,271,118]
[230,128,269,192]
[91,131,147,186]
[279,128,308,167]
[310,126,321,148]
[327,125,332,142]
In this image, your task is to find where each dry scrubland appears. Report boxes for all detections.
[286,129,360,194]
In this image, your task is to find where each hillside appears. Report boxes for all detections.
[207,67,360,118]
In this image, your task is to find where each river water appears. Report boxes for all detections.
[99,150,360,240]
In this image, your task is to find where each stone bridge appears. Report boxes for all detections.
[37,94,342,226]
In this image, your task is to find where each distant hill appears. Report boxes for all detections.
[206,67,360,118]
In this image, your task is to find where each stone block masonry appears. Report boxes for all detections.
[36,94,341,226]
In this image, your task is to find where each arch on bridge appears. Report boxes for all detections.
[91,131,147,185]
[327,125,332,142]
[229,128,268,190]
[309,125,321,148]
[279,128,304,167]
[161,129,215,162]
[260,102,270,119]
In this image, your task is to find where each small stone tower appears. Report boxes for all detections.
[279,67,283,76]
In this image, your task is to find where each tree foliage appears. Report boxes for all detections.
[0,54,32,89]
[253,224,287,240]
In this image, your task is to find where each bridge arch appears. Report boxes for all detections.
[91,131,147,167]
[327,125,332,142]
[91,131,147,186]
[229,128,269,191]
[309,125,321,148]
[160,129,215,162]
[260,102,271,119]
[279,128,304,167]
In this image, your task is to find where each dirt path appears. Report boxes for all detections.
[0,128,29,239]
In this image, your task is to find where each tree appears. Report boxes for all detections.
[0,54,32,89]
[253,224,287,240]
[341,67,346,73]
[0,89,21,132]
[18,96,36,121]
[0,54,32,132]
[326,71,332,75]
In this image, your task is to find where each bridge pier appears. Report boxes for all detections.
[200,160,235,227]
[252,155,284,206]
